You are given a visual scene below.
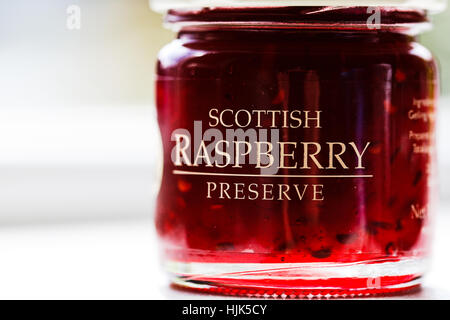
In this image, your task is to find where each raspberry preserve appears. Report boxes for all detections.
[153,1,443,297]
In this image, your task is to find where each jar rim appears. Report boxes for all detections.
[150,0,447,13]
[163,6,432,34]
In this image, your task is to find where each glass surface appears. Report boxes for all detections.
[155,7,438,297]
[151,0,447,13]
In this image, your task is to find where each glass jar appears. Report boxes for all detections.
[153,1,443,298]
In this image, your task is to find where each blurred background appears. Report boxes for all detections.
[0,0,448,224]
[0,0,171,224]
[0,0,448,299]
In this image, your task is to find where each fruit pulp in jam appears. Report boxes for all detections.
[155,7,438,296]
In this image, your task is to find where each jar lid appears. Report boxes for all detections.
[150,0,447,13]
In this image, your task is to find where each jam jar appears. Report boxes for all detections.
[152,1,444,297]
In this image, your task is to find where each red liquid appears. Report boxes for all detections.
[155,7,438,296]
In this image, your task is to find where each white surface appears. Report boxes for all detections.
[438,98,450,201]
[0,105,162,223]
[0,105,161,167]
[0,205,448,300]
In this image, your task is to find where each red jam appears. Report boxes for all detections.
[155,6,438,297]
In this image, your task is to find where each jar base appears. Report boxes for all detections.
[167,258,426,298]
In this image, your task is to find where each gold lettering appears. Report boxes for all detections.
[206,182,217,198]
[252,110,265,128]
[313,184,324,201]
[349,142,371,169]
[279,142,298,169]
[293,184,308,200]
[219,183,231,199]
[233,141,252,168]
[234,183,245,200]
[248,183,259,200]
[262,184,274,200]
[278,184,291,200]
[290,110,302,128]
[219,109,234,128]
[214,140,231,168]
[173,133,191,166]
[267,110,281,128]
[327,142,349,169]
[193,140,213,167]
[304,111,322,128]
[235,109,252,128]
[301,142,324,169]
[209,108,219,127]
[255,142,274,169]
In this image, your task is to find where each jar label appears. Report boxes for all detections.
[157,77,436,203]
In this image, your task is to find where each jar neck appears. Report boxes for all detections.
[166,6,431,35]
[177,28,416,44]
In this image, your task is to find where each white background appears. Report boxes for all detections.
[0,0,448,299]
